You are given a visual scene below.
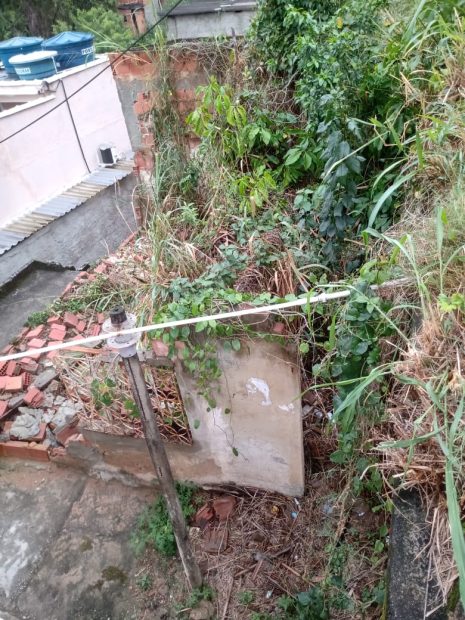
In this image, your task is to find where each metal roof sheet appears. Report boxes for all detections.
[0,161,133,256]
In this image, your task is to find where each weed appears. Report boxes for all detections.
[136,574,153,591]
[132,483,198,557]
[25,310,50,328]
[238,590,255,605]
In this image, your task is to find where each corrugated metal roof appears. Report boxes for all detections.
[0,161,133,256]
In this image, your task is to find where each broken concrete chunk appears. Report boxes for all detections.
[33,369,58,390]
[51,400,81,428]
[10,408,42,440]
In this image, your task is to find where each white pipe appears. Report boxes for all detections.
[0,278,410,363]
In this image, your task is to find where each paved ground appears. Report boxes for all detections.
[0,459,156,620]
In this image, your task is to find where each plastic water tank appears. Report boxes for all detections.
[9,50,58,81]
[0,36,43,77]
[42,31,95,71]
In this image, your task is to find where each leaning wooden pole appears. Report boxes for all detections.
[104,307,202,590]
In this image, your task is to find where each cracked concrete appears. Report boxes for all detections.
[0,459,155,620]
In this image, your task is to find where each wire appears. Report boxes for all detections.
[61,79,91,173]
[0,0,185,145]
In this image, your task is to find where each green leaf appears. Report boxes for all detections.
[231,339,241,351]
[232,447,239,457]
[193,419,200,429]
[299,342,310,354]
[367,172,416,228]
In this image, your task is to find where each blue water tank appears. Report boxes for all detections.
[0,36,43,77]
[9,50,57,81]
[42,31,95,71]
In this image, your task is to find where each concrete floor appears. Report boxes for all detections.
[0,459,156,620]
[0,268,76,350]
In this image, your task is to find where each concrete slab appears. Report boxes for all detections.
[0,268,76,350]
[0,460,156,620]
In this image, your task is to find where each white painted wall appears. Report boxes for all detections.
[0,57,132,228]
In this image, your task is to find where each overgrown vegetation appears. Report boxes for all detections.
[127,0,465,614]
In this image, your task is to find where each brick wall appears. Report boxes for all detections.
[110,48,211,179]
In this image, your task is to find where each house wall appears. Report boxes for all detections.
[63,339,305,496]
[165,10,255,41]
[0,57,132,228]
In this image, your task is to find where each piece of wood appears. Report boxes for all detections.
[125,354,202,589]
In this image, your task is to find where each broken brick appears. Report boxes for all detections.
[1,345,14,355]
[0,361,8,375]
[6,361,19,376]
[0,440,49,462]
[94,263,107,274]
[28,338,46,349]
[76,320,86,333]
[26,325,44,339]
[50,322,66,333]
[89,324,101,337]
[56,421,79,446]
[152,340,169,357]
[0,401,7,419]
[212,496,237,522]
[48,328,66,341]
[0,375,23,392]
[23,387,44,407]
[272,322,286,335]
[97,313,105,324]
[22,373,33,387]
[194,503,215,529]
[63,312,79,328]
[47,316,61,324]
[20,359,39,374]
[46,350,60,360]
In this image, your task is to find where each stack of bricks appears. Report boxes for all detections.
[0,232,137,463]
[0,309,106,462]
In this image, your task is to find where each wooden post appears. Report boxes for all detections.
[124,354,202,589]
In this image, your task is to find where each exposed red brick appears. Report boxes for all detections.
[76,320,86,333]
[20,357,39,373]
[22,372,33,387]
[0,401,7,419]
[1,345,14,355]
[78,271,88,278]
[47,316,61,324]
[0,361,7,375]
[63,312,79,328]
[47,350,59,360]
[109,51,157,81]
[29,351,42,361]
[134,149,154,172]
[152,339,169,357]
[272,322,286,335]
[56,422,79,446]
[90,324,101,337]
[48,328,66,341]
[51,322,66,333]
[26,325,43,339]
[28,338,46,349]
[63,282,74,295]
[6,361,19,376]
[97,313,105,324]
[0,440,49,462]
[94,263,107,275]
[120,232,136,248]
[1,375,23,392]
[212,496,237,522]
[134,91,155,116]
[23,386,43,406]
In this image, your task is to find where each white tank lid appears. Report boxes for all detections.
[9,50,57,64]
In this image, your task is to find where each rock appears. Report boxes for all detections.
[45,379,60,394]
[42,393,55,408]
[51,400,81,428]
[189,600,215,620]
[10,408,42,440]
[54,395,66,405]
[33,369,58,390]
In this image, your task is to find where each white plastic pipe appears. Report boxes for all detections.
[0,290,350,363]
[0,278,409,363]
